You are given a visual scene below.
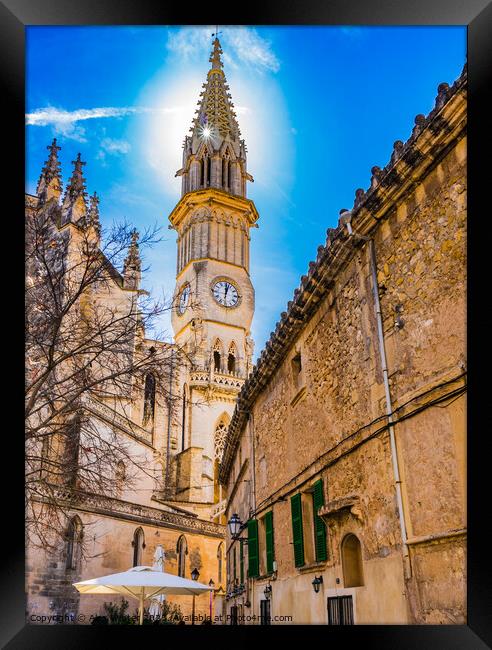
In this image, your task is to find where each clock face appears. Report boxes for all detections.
[178,284,190,314]
[212,280,239,308]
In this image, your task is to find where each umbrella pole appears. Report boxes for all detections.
[139,588,144,626]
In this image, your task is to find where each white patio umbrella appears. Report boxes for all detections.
[148,545,165,620]
[73,565,212,625]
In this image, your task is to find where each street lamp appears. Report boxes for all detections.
[208,579,215,622]
[191,568,200,624]
[191,568,200,581]
[227,513,242,539]
[312,575,323,594]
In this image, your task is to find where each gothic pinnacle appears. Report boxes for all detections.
[209,37,224,71]
[64,153,88,201]
[88,191,101,236]
[36,137,63,204]
[61,152,88,224]
[123,229,141,289]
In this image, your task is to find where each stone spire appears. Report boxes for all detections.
[87,191,101,239]
[176,35,253,198]
[123,229,141,289]
[190,37,241,142]
[61,153,88,224]
[36,138,63,204]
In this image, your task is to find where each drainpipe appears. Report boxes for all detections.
[249,410,256,615]
[249,411,257,514]
[340,210,411,578]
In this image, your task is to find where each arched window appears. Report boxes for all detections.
[341,533,364,587]
[213,339,223,373]
[181,383,188,452]
[65,516,83,571]
[200,158,204,187]
[227,341,237,374]
[142,373,156,425]
[213,351,221,372]
[115,460,126,497]
[177,535,188,577]
[214,418,228,462]
[217,542,224,584]
[132,527,145,567]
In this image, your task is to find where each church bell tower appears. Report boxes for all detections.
[168,37,259,511]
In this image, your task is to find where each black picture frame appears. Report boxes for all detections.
[4,0,491,647]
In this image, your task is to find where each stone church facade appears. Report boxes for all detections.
[25,38,255,623]
[220,66,466,624]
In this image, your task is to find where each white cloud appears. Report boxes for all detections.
[26,105,180,141]
[101,138,131,154]
[166,26,280,73]
[27,106,137,127]
[226,27,280,73]
[96,138,131,164]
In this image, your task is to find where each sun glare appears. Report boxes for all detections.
[136,66,291,199]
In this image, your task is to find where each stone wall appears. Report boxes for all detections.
[222,70,466,624]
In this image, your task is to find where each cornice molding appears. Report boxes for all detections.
[168,188,259,229]
[34,487,226,539]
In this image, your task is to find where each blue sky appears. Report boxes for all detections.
[26,25,466,357]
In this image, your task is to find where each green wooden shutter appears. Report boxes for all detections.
[247,519,259,578]
[265,510,274,574]
[233,545,237,581]
[240,540,244,584]
[290,493,305,567]
[313,479,327,562]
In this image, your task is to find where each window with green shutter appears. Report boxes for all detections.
[247,518,259,578]
[265,510,274,574]
[233,544,237,581]
[290,493,305,567]
[313,479,328,562]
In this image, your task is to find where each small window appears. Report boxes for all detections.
[291,351,302,388]
[132,527,145,567]
[115,461,125,497]
[260,599,271,625]
[341,534,364,587]
[177,535,188,577]
[142,374,156,425]
[214,350,221,372]
[328,595,354,625]
[227,341,237,374]
[217,542,224,584]
[66,516,83,571]
[213,339,223,373]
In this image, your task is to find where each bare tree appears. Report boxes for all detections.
[25,144,189,554]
